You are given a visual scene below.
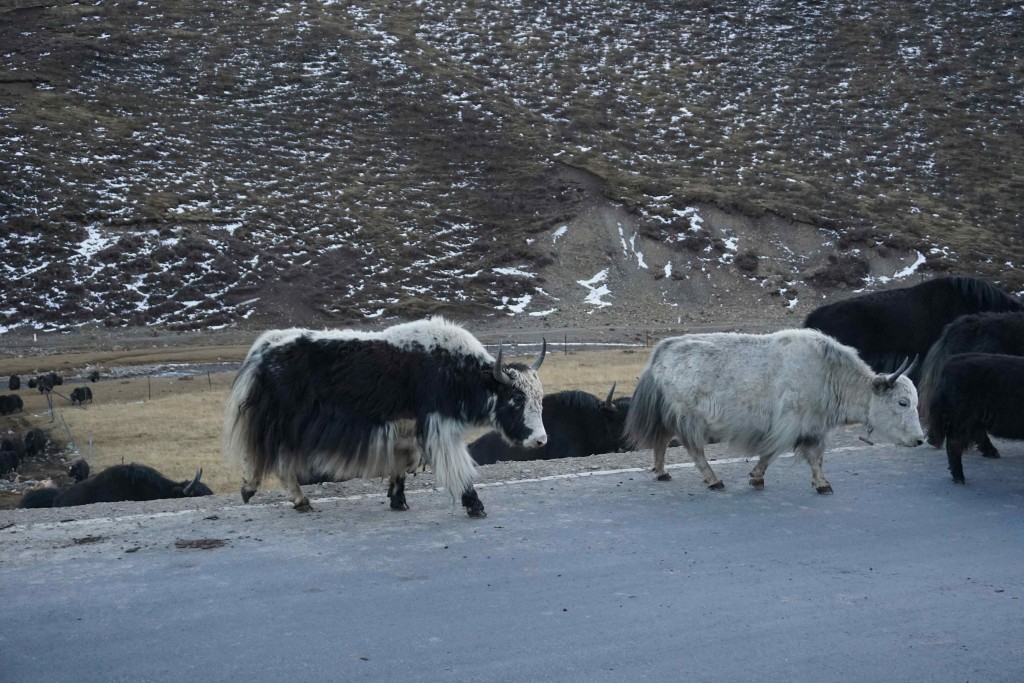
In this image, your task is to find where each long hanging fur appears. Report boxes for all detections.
[223,317,546,502]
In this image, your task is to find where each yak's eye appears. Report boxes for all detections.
[898,399,910,408]
[511,393,525,407]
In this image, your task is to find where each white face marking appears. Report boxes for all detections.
[513,369,547,448]
[491,367,547,448]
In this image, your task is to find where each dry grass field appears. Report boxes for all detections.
[1,348,649,505]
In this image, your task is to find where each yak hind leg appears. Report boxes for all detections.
[975,430,1000,459]
[651,434,674,481]
[748,452,776,490]
[461,486,486,518]
[687,444,724,490]
[240,460,263,504]
[388,474,409,511]
[281,472,312,512]
[797,436,831,494]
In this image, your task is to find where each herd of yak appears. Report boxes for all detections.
[3,275,1023,514]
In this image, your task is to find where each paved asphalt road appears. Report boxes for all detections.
[1,442,1022,683]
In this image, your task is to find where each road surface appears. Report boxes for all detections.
[1,441,1021,682]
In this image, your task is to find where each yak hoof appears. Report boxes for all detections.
[241,488,256,504]
[294,501,313,512]
[708,481,725,490]
[656,472,672,482]
[981,450,1001,459]
[816,484,834,495]
[461,490,486,518]
[390,499,410,511]
[952,478,966,486]
[750,478,765,490]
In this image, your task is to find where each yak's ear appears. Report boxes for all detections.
[871,375,892,395]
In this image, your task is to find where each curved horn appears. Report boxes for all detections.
[531,338,547,371]
[492,344,513,386]
[183,468,203,495]
[605,381,618,410]
[885,355,918,385]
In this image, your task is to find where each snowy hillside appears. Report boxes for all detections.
[1,0,1021,334]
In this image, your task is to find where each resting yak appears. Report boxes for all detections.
[0,394,23,415]
[924,353,1024,485]
[469,384,631,465]
[624,329,924,493]
[804,276,1022,384]
[18,464,211,508]
[223,318,547,517]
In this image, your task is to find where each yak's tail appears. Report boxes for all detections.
[622,371,674,450]
[18,487,58,509]
[223,353,260,479]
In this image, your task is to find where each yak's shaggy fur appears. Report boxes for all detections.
[223,317,546,516]
[624,329,924,493]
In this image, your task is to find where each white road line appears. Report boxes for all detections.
[1,445,872,531]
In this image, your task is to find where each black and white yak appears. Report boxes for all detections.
[18,463,211,507]
[223,318,547,517]
[924,352,1024,485]
[469,384,631,465]
[917,312,1024,458]
[804,276,1021,384]
[624,329,924,493]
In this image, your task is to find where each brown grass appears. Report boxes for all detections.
[4,349,649,496]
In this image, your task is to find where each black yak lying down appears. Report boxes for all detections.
[469,384,631,465]
[17,464,212,508]
[925,353,1024,484]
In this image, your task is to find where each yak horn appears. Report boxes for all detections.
[531,338,547,371]
[605,381,618,410]
[183,468,203,495]
[492,344,513,386]
[885,355,918,385]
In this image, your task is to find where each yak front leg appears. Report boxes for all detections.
[796,436,831,494]
[461,486,486,518]
[651,433,674,481]
[687,444,724,490]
